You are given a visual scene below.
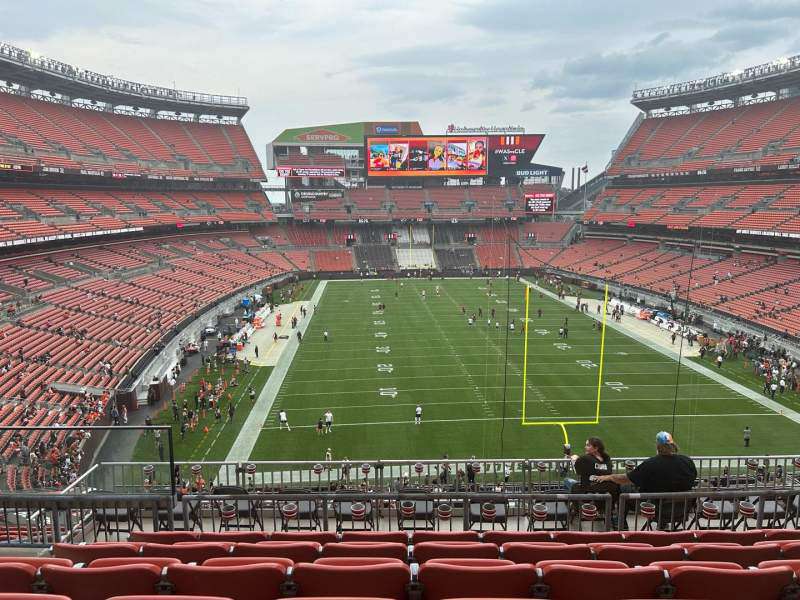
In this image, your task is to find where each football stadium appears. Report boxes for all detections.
[2,8,800,598]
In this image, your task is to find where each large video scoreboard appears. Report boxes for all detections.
[365,134,545,178]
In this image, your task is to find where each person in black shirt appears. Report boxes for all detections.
[565,437,620,507]
[597,431,696,493]
[596,431,697,528]
[565,437,613,491]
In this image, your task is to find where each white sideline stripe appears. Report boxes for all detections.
[261,412,775,430]
[523,278,800,426]
[223,281,328,469]
[273,396,758,412]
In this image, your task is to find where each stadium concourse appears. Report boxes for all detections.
[4,42,800,600]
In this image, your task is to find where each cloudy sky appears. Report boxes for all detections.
[2,0,799,184]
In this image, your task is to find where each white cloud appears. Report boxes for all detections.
[2,0,799,178]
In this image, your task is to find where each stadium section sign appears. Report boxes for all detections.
[277,166,346,178]
[488,134,545,176]
[366,135,488,177]
[525,192,556,214]
[291,190,344,200]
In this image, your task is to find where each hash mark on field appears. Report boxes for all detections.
[412,282,487,409]
[437,282,562,419]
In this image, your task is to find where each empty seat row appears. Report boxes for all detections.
[49,537,800,567]
[126,527,800,546]
[3,556,800,600]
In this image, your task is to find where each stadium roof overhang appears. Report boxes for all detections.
[631,57,800,111]
[0,46,248,118]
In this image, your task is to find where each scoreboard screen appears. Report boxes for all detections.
[525,192,556,213]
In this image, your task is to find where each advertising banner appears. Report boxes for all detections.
[488,134,545,175]
[277,166,346,178]
[290,189,345,201]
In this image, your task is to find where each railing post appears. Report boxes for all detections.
[618,493,629,532]
[321,496,329,531]
[182,496,190,531]
[51,504,61,544]
[603,493,613,531]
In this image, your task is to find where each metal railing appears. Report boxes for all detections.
[620,488,799,531]
[632,55,800,101]
[0,41,247,108]
[177,491,613,534]
[0,493,172,548]
[92,455,800,495]
[0,487,797,548]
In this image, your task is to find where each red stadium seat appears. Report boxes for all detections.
[411,531,479,543]
[0,564,38,594]
[534,565,666,600]
[551,531,625,545]
[128,532,199,544]
[758,559,800,574]
[764,530,800,542]
[482,531,552,545]
[418,562,537,600]
[141,542,230,563]
[88,557,180,569]
[502,543,592,564]
[668,566,796,600]
[270,531,337,544]
[694,529,766,546]
[166,564,286,600]
[52,543,139,563]
[594,544,685,566]
[315,558,406,566]
[413,542,499,563]
[321,542,407,561]
[0,595,71,600]
[621,531,696,546]
[757,541,800,558]
[534,560,628,570]
[341,531,408,543]
[651,560,743,572]
[0,558,72,568]
[40,564,162,600]
[197,532,269,543]
[423,559,514,567]
[202,557,293,568]
[110,597,231,600]
[686,543,782,567]
[292,562,411,600]
[232,541,320,563]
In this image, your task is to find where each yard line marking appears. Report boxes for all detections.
[260,412,777,430]
[284,370,708,384]
[275,396,748,412]
[278,382,730,397]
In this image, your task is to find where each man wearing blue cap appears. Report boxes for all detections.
[596,431,696,493]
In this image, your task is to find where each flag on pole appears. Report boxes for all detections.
[581,164,589,174]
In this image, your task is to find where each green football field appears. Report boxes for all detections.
[246,278,800,462]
